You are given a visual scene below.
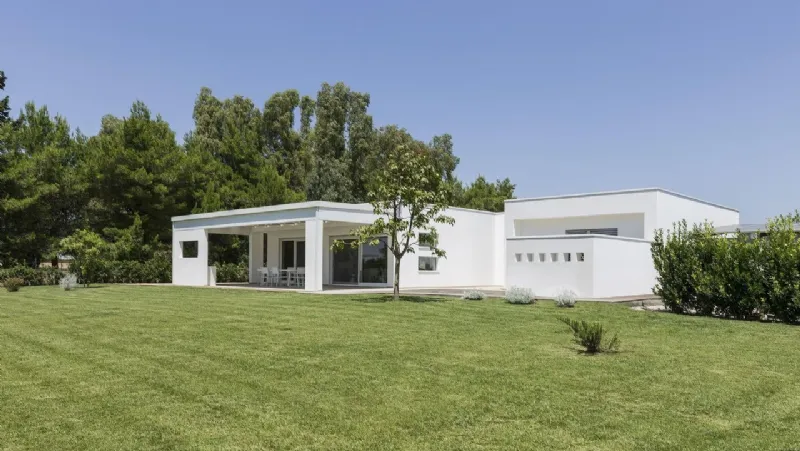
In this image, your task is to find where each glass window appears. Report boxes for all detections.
[281,240,295,269]
[419,256,438,271]
[180,241,198,258]
[361,237,388,283]
[418,233,435,249]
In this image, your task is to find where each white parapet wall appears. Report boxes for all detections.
[172,228,210,286]
[505,235,654,298]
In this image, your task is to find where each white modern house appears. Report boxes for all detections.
[171,188,739,298]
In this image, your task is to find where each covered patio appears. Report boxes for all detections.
[171,202,393,292]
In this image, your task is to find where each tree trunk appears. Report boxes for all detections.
[393,255,401,300]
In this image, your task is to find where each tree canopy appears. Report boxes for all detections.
[0,70,516,268]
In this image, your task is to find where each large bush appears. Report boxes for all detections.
[652,214,800,323]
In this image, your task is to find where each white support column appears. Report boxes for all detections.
[304,219,324,291]
[249,231,264,284]
[172,228,209,286]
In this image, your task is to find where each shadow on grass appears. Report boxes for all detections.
[356,295,449,304]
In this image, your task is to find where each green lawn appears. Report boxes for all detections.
[1,286,799,450]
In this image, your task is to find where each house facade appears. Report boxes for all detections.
[171,188,739,298]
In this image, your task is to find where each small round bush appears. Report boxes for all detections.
[555,288,577,308]
[461,290,486,300]
[60,273,79,291]
[505,286,535,304]
[3,277,24,292]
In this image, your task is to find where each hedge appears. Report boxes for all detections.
[0,266,64,286]
[652,215,800,324]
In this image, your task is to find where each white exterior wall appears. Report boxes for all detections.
[172,228,210,286]
[655,191,740,231]
[591,238,655,298]
[514,214,645,239]
[505,236,596,297]
[398,208,502,288]
[505,191,659,239]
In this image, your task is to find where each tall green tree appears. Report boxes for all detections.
[0,102,86,266]
[453,176,515,212]
[0,70,9,124]
[336,126,454,300]
[83,101,191,244]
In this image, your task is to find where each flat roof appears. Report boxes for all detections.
[172,201,374,222]
[506,187,738,212]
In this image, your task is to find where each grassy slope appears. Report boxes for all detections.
[1,286,799,450]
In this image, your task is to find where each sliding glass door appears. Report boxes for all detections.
[331,237,388,286]
[280,240,305,269]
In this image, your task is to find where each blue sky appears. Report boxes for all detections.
[5,1,800,222]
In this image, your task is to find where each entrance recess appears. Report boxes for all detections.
[331,237,389,286]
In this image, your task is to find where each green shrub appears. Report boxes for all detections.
[0,266,64,286]
[215,263,248,283]
[60,273,79,291]
[762,214,800,324]
[505,286,534,304]
[3,277,24,292]
[558,317,619,353]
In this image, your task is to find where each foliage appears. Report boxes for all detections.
[558,317,620,353]
[0,266,64,286]
[652,213,800,323]
[555,288,578,308]
[59,229,108,287]
[505,286,535,304]
[60,273,78,291]
[215,262,249,283]
[461,289,486,300]
[0,70,9,124]
[3,277,24,292]
[333,126,455,300]
[451,176,516,212]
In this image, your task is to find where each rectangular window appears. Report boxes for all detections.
[565,228,619,236]
[564,252,572,262]
[526,253,534,262]
[419,256,438,271]
[418,233,435,249]
[180,241,198,258]
[539,253,547,262]
[550,253,559,262]
[514,253,522,262]
[577,252,585,262]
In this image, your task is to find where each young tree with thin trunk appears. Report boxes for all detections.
[333,127,454,300]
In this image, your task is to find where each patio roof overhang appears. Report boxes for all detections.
[171,201,379,232]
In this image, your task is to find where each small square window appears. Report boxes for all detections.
[180,241,198,258]
[418,233,435,249]
[526,253,534,262]
[564,252,572,262]
[539,253,547,262]
[514,253,522,262]
[419,256,438,271]
[577,252,585,262]
[551,253,559,262]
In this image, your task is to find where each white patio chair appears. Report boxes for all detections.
[267,267,280,286]
[259,267,269,286]
[280,267,294,287]
[295,267,305,288]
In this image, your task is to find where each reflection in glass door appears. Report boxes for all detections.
[360,237,388,284]
[332,239,359,284]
